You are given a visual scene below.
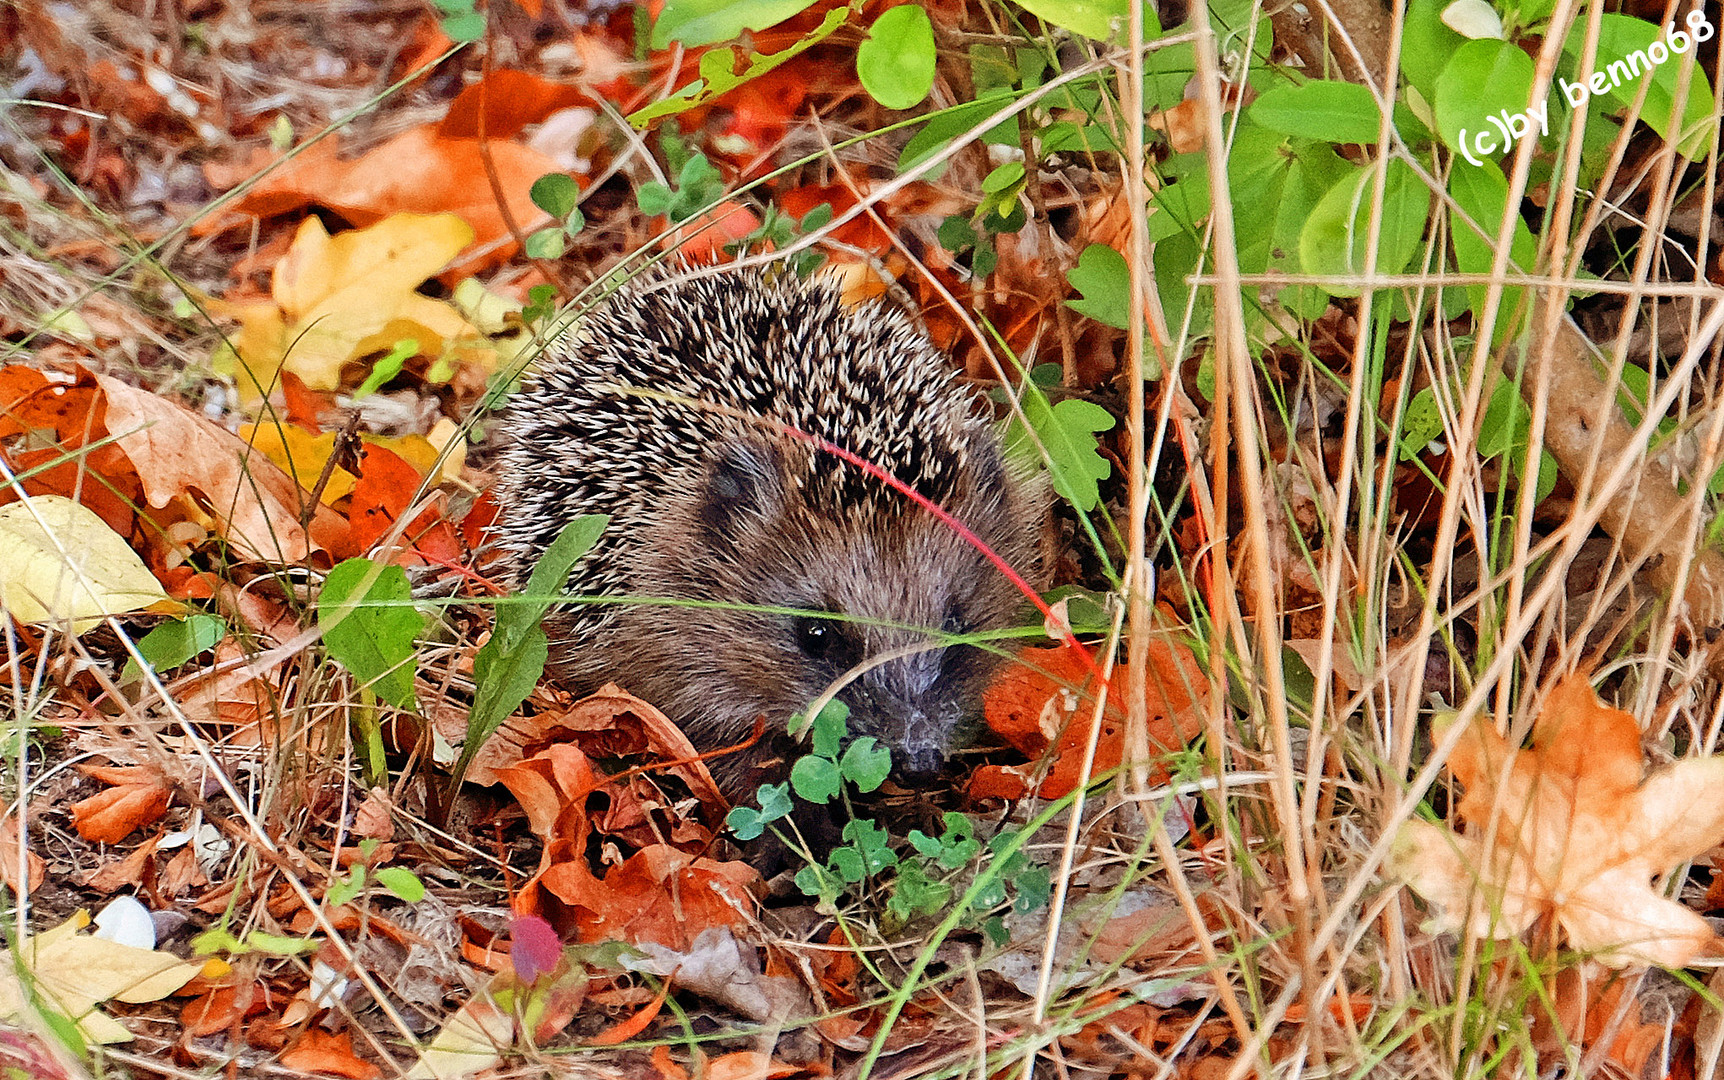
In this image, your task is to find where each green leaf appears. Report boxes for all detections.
[897,90,1019,175]
[637,182,673,216]
[1004,394,1117,513]
[727,806,766,840]
[1297,158,1431,297]
[441,11,485,41]
[981,161,1025,195]
[808,698,849,758]
[509,515,608,647]
[1434,39,1538,162]
[842,818,898,874]
[1477,378,1529,460]
[791,754,843,803]
[524,229,566,260]
[838,737,891,792]
[122,613,226,683]
[1066,243,1131,329]
[326,869,365,909]
[530,173,581,219]
[1397,387,1445,460]
[828,846,866,883]
[1560,13,1718,158]
[455,516,607,784]
[1400,0,1468,97]
[1013,863,1052,911]
[652,0,818,47]
[353,339,415,401]
[1446,157,1537,343]
[244,931,319,957]
[1248,80,1384,144]
[1015,0,1156,43]
[794,862,840,902]
[374,866,425,903]
[319,559,419,711]
[634,8,849,125]
[857,5,935,110]
[729,781,793,842]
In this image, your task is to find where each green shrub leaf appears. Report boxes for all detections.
[857,5,935,110]
[319,559,419,710]
[1248,80,1384,144]
[652,0,818,47]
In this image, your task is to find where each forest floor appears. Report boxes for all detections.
[2,0,1724,1077]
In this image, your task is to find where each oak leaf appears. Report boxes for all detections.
[1389,674,1724,968]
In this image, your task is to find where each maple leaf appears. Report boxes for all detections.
[1389,674,1724,968]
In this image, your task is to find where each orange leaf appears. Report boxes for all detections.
[589,974,671,1046]
[438,68,588,140]
[976,631,1203,799]
[279,1029,380,1080]
[69,782,171,845]
[346,443,461,564]
[1391,673,1724,967]
[204,126,562,276]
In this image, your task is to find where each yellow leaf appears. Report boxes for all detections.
[0,911,203,1044]
[238,422,357,505]
[216,213,481,403]
[405,994,513,1079]
[1389,675,1724,968]
[0,495,172,633]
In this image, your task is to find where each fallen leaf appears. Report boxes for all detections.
[1389,674,1724,968]
[0,495,173,632]
[0,910,207,1044]
[209,214,481,405]
[202,127,559,275]
[280,1029,381,1080]
[0,816,44,895]
[974,626,1204,800]
[94,371,347,561]
[69,774,172,845]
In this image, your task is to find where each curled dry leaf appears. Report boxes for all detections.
[1389,674,1724,968]
[494,737,756,949]
[973,629,1205,800]
[69,765,173,845]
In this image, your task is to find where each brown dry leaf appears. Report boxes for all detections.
[81,835,161,893]
[495,741,756,949]
[0,816,44,895]
[972,628,1205,800]
[69,766,172,845]
[207,213,483,405]
[94,371,346,562]
[279,1029,381,1080]
[1389,673,1724,968]
[202,127,559,275]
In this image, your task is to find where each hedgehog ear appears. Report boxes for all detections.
[697,440,785,535]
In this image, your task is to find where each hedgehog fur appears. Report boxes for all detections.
[489,266,1044,797]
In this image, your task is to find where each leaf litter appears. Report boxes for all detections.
[3,0,1724,1076]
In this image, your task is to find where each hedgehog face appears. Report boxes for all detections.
[632,435,1037,787]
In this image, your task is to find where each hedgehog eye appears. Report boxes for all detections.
[794,616,834,659]
[941,603,967,636]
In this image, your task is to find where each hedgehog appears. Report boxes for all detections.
[489,265,1045,799]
